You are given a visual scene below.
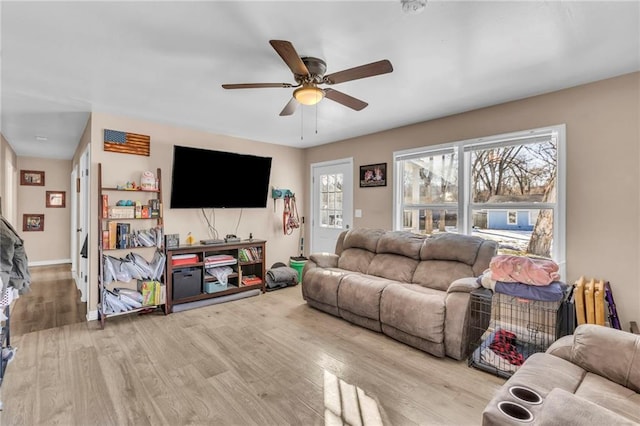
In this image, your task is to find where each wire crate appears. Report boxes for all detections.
[467,290,564,379]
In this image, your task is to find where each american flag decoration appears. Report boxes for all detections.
[103,129,150,156]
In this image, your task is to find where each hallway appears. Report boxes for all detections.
[10,264,86,337]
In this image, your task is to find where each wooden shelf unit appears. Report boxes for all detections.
[165,240,266,313]
[97,163,167,328]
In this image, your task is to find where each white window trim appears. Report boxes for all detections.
[393,124,566,279]
[507,210,518,225]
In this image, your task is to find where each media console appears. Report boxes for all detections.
[165,239,266,313]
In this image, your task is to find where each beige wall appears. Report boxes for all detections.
[16,156,72,264]
[306,71,640,329]
[88,112,305,313]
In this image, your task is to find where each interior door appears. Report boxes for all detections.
[77,144,90,303]
[310,158,353,254]
[71,167,78,281]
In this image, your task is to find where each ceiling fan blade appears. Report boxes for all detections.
[222,83,293,89]
[324,59,393,85]
[269,40,310,76]
[279,98,298,116]
[324,88,368,111]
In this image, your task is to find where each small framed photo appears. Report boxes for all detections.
[46,191,66,208]
[20,170,45,186]
[165,234,180,249]
[359,163,387,188]
[23,214,45,232]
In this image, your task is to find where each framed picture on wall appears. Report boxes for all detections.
[359,163,387,187]
[20,170,45,186]
[23,214,45,232]
[46,191,66,208]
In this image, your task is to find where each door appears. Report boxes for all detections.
[71,167,78,281]
[310,158,353,254]
[77,144,90,303]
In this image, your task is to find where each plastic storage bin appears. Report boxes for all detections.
[172,268,202,299]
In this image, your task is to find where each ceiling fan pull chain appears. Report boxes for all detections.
[315,102,318,134]
[300,105,304,140]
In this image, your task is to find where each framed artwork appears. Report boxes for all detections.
[23,214,45,232]
[359,163,387,187]
[20,170,45,186]
[46,191,66,208]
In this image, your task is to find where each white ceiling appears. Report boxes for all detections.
[1,1,639,160]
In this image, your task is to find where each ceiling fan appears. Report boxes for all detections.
[221,40,393,116]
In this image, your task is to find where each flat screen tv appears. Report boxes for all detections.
[170,145,272,209]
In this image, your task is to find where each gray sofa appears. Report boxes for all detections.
[301,228,497,360]
[482,324,640,425]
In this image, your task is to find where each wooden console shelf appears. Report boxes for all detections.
[165,239,266,313]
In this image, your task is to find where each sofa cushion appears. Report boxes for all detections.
[420,233,483,264]
[302,267,350,315]
[412,260,476,291]
[338,248,376,274]
[574,372,640,423]
[380,283,445,344]
[368,253,418,283]
[535,388,637,426]
[376,231,425,259]
[338,274,396,330]
[342,228,385,252]
[570,324,640,393]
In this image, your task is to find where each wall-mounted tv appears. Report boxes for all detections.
[170,145,272,209]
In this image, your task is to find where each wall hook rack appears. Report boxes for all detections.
[272,188,294,211]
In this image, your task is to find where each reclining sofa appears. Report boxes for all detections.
[482,324,640,425]
[301,228,497,360]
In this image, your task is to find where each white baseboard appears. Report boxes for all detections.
[28,259,72,267]
[87,310,99,321]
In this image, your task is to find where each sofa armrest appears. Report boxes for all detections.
[447,277,480,294]
[309,253,339,269]
[545,335,574,361]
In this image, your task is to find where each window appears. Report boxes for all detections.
[320,173,343,228]
[394,125,565,275]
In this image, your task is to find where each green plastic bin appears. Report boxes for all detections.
[289,257,308,284]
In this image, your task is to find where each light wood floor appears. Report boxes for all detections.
[0,282,505,425]
[10,264,86,336]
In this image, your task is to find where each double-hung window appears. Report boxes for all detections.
[394,125,565,276]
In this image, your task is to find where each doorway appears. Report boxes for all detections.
[74,144,90,304]
[310,158,353,254]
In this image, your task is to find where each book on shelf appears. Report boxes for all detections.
[108,221,118,249]
[102,195,108,219]
[102,230,110,250]
[116,223,131,249]
[241,274,262,286]
[239,247,262,262]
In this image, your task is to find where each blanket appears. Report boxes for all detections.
[489,255,560,286]
[265,266,298,290]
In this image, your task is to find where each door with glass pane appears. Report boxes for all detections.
[311,158,353,254]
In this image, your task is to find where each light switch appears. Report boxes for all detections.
[355,209,362,218]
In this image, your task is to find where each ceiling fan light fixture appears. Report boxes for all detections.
[294,85,324,106]
[401,0,427,14]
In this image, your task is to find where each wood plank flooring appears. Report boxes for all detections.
[10,264,86,336]
[0,282,505,425]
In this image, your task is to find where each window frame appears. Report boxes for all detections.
[393,124,566,278]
